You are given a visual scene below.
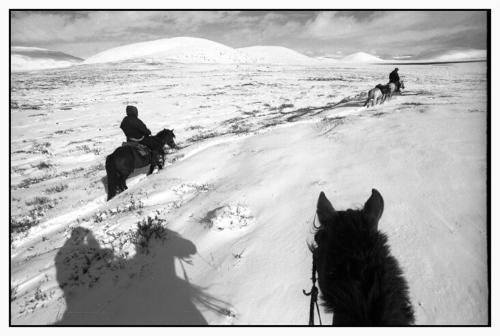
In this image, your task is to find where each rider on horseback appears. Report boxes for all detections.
[389,68,401,92]
[120,105,164,155]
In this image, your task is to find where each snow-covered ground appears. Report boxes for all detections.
[10,60,487,325]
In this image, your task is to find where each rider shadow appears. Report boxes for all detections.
[55,226,228,325]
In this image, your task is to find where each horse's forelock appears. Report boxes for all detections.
[156,129,171,138]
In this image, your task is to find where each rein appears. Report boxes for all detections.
[303,214,322,326]
[303,258,322,326]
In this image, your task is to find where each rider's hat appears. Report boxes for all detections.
[126,105,138,117]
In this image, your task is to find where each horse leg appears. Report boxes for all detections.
[158,153,165,170]
[106,155,118,201]
[120,175,128,191]
[148,151,163,174]
[115,156,132,195]
[148,161,156,175]
[148,160,156,175]
[119,175,127,191]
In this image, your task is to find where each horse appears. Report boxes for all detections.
[385,80,405,101]
[310,189,415,325]
[364,87,385,107]
[105,129,177,201]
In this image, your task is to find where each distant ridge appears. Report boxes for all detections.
[11,46,82,72]
[12,38,487,70]
[383,59,486,66]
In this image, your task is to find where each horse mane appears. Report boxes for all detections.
[155,128,175,139]
[312,204,415,325]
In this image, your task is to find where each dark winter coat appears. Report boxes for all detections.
[120,108,151,141]
[389,70,400,84]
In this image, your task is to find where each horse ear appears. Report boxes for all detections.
[317,191,335,224]
[363,189,384,229]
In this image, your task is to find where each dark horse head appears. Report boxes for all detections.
[155,129,177,150]
[311,189,415,325]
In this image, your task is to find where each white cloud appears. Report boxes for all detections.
[303,11,358,39]
[431,49,487,62]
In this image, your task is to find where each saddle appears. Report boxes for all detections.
[376,84,391,95]
[121,141,150,158]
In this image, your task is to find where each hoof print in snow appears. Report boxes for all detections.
[201,204,254,231]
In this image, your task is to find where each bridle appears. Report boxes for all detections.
[303,256,322,326]
[303,214,323,326]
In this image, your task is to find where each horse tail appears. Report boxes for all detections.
[364,89,374,107]
[105,153,118,201]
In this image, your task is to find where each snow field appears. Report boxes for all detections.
[10,61,487,325]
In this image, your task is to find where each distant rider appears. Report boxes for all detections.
[120,105,163,155]
[389,67,401,92]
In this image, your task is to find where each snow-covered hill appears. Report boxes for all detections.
[11,46,82,72]
[238,46,319,65]
[340,52,385,63]
[84,37,250,65]
[85,38,323,66]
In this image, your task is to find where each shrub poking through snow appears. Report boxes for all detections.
[11,216,39,234]
[92,197,144,223]
[76,144,102,155]
[130,215,168,254]
[16,175,52,189]
[25,196,54,207]
[44,183,68,194]
[202,204,254,231]
[11,196,59,233]
[32,161,53,170]
[31,142,51,155]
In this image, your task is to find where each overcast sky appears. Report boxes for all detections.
[11,10,487,60]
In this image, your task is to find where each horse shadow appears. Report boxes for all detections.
[333,96,367,108]
[54,226,227,325]
[336,99,366,108]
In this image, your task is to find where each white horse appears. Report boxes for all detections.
[364,87,385,107]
